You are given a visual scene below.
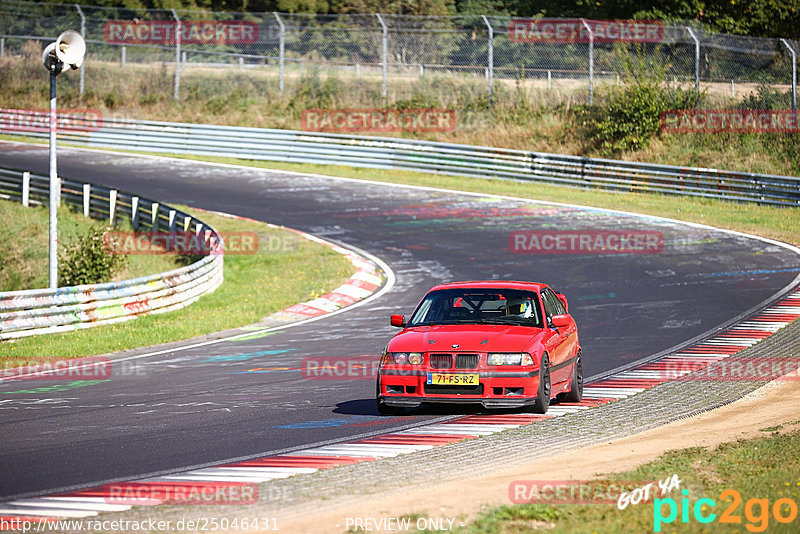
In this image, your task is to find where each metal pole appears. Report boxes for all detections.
[581,19,594,105]
[121,45,126,68]
[75,4,85,96]
[49,63,59,288]
[781,39,797,112]
[376,13,387,98]
[686,27,700,105]
[481,16,494,101]
[171,9,180,101]
[1,37,4,58]
[273,12,285,96]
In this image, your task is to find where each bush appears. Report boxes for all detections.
[59,227,127,287]
[592,82,696,156]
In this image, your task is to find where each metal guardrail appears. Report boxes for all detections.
[2,111,798,206]
[0,166,224,339]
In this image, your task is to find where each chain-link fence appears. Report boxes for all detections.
[1,0,797,113]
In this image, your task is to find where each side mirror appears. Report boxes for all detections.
[551,314,571,328]
[556,293,568,313]
[390,314,406,328]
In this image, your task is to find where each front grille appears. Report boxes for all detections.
[455,354,479,369]
[429,354,453,369]
[424,383,484,395]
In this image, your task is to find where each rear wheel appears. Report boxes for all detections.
[532,353,551,414]
[562,351,583,403]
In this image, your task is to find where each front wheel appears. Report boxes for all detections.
[377,397,406,416]
[531,353,551,414]
[376,379,406,415]
[562,351,583,403]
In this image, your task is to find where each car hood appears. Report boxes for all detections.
[387,324,541,353]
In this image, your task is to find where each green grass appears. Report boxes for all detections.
[0,206,355,365]
[433,424,800,533]
[0,198,178,291]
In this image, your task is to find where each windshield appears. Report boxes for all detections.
[408,288,543,328]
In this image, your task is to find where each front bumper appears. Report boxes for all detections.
[377,368,540,408]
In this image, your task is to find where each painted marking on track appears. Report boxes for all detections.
[1,380,109,395]
[202,349,294,363]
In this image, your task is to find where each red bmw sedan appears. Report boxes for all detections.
[376,281,582,415]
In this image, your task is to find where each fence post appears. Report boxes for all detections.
[131,196,139,230]
[481,15,494,102]
[686,27,700,105]
[580,19,594,105]
[168,209,176,231]
[171,9,181,101]
[121,45,126,68]
[22,171,30,207]
[781,39,797,112]
[83,183,90,217]
[108,189,117,224]
[273,12,285,96]
[376,13,388,98]
[75,4,85,96]
[151,202,159,230]
[1,37,4,58]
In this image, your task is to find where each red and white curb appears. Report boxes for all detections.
[275,235,383,320]
[196,210,385,321]
[2,288,798,524]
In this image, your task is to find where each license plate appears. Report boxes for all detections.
[426,373,479,386]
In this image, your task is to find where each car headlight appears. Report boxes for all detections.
[487,353,533,366]
[383,352,423,365]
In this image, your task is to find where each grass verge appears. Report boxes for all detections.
[0,198,178,292]
[439,422,800,533]
[0,206,355,364]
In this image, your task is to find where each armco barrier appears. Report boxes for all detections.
[0,166,224,339]
[2,110,799,206]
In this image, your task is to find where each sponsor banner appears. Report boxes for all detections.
[664,358,800,381]
[509,480,652,504]
[661,109,800,133]
[104,482,258,505]
[103,231,258,256]
[509,230,664,254]
[300,108,456,133]
[103,20,259,45]
[301,355,380,380]
[0,108,103,133]
[1,356,111,381]
[508,19,664,43]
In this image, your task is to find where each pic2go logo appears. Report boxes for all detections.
[654,489,798,532]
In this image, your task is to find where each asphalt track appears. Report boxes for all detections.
[1,143,799,501]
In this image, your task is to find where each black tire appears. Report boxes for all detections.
[532,353,551,414]
[376,379,406,415]
[562,351,583,403]
[377,397,406,416]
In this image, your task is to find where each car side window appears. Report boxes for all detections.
[547,289,566,315]
[541,290,556,318]
[542,289,566,317]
